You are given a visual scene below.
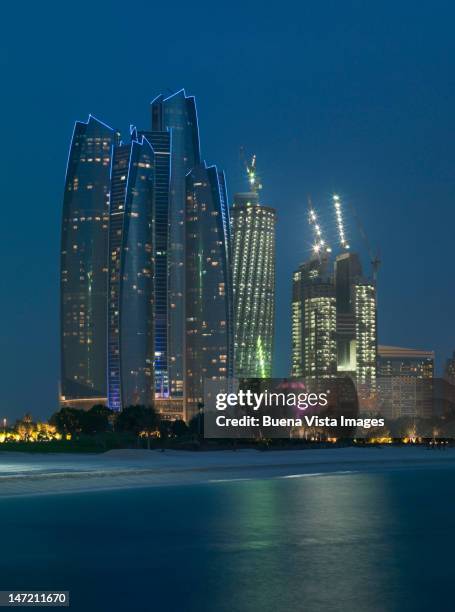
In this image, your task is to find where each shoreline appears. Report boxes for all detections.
[0,447,454,498]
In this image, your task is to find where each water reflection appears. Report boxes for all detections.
[0,470,454,611]
[199,474,406,612]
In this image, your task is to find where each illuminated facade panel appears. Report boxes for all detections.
[292,257,330,377]
[151,90,200,400]
[232,193,276,378]
[185,163,234,421]
[60,115,119,405]
[303,290,337,379]
[107,133,155,411]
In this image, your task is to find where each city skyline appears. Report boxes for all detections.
[58,94,442,423]
[2,1,455,420]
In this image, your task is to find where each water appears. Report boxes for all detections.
[0,468,454,612]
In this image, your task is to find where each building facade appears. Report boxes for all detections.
[377,345,434,418]
[335,252,362,375]
[60,115,119,408]
[291,256,337,378]
[138,130,171,399]
[151,90,200,401]
[185,163,234,421]
[353,281,377,387]
[444,351,455,383]
[302,283,337,380]
[231,192,276,378]
[107,132,155,410]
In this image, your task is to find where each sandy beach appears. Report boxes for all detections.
[0,446,453,498]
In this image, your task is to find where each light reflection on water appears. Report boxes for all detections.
[0,469,453,612]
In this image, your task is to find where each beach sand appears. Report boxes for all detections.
[0,446,453,498]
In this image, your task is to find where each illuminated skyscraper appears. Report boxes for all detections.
[232,186,276,378]
[151,90,200,400]
[60,115,119,408]
[354,281,377,386]
[335,252,363,375]
[185,163,234,420]
[292,252,377,386]
[335,253,377,387]
[107,131,155,411]
[303,285,337,380]
[138,129,171,398]
[291,256,337,379]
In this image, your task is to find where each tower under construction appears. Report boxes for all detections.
[291,194,377,390]
[232,155,276,378]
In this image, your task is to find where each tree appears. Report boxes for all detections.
[171,419,189,438]
[115,405,158,435]
[49,407,83,434]
[188,405,204,436]
[80,404,113,434]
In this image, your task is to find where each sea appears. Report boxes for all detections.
[0,465,454,612]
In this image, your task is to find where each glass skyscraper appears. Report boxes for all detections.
[107,131,155,410]
[151,90,201,400]
[185,163,234,421]
[60,115,119,408]
[138,130,171,398]
[231,192,276,378]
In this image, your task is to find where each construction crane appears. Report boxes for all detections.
[349,203,381,283]
[333,194,350,251]
[307,196,332,259]
[240,147,262,194]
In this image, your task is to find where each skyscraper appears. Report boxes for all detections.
[138,129,171,399]
[231,173,276,378]
[354,281,377,387]
[291,256,337,379]
[335,252,362,374]
[61,92,232,420]
[185,163,234,421]
[335,252,377,388]
[107,131,155,411]
[292,252,377,387]
[60,115,119,409]
[151,90,201,401]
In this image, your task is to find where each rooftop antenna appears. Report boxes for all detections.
[307,196,332,259]
[333,194,350,250]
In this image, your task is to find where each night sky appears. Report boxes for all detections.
[2,0,455,420]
